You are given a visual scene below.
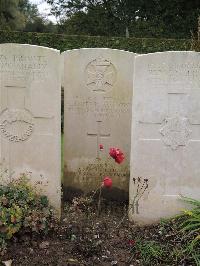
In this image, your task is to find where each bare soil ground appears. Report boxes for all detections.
[1,199,199,266]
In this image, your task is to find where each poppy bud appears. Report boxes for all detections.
[103,176,112,188]
[99,144,104,150]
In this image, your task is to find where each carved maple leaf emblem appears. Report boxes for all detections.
[160,115,192,150]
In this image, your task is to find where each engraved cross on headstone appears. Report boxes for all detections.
[138,90,200,195]
[139,91,199,148]
[87,120,110,159]
[0,84,54,176]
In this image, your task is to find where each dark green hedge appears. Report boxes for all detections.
[0,30,194,53]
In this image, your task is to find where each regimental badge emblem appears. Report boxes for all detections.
[85,56,117,93]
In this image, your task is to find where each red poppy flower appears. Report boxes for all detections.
[109,147,125,164]
[102,176,112,188]
[99,144,104,150]
[128,239,136,246]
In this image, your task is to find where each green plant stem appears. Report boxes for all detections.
[97,186,102,216]
[112,181,149,232]
[111,199,137,233]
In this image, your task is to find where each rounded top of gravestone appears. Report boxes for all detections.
[61,47,136,56]
[0,43,60,53]
[135,51,199,58]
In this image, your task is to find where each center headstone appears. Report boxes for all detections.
[0,44,61,214]
[63,48,135,199]
[129,51,200,224]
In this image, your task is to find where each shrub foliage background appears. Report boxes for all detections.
[0,30,195,53]
[0,175,56,255]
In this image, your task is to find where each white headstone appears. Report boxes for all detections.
[0,44,61,214]
[63,48,135,198]
[130,51,200,224]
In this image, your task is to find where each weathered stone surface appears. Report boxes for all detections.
[63,48,135,199]
[129,51,200,224]
[0,44,61,214]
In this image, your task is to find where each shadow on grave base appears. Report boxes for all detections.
[63,185,129,204]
